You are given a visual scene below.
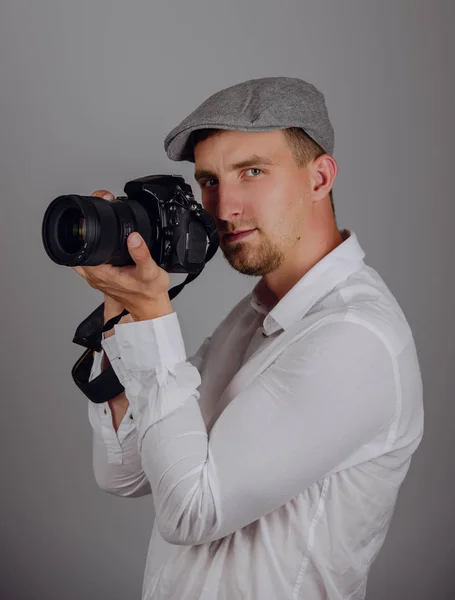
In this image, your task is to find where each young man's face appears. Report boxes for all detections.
[193,129,313,276]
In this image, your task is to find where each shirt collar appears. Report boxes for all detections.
[250,229,366,336]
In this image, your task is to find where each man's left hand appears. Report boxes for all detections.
[72,232,173,322]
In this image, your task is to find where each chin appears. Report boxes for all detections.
[223,253,266,277]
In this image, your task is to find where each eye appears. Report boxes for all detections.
[245,168,263,177]
[200,178,218,189]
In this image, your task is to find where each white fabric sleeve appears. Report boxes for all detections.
[91,423,152,497]
[87,316,212,498]
[87,333,136,464]
[87,329,146,494]
[112,317,397,545]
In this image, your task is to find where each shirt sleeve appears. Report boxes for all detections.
[87,320,212,498]
[87,333,136,466]
[109,314,398,545]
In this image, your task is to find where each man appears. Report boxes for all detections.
[80,77,424,599]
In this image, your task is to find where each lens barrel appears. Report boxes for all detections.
[42,194,154,266]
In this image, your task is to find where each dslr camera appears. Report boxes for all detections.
[42,174,219,403]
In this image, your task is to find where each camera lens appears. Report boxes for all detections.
[60,208,87,254]
[42,194,153,267]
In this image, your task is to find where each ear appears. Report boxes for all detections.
[311,154,337,200]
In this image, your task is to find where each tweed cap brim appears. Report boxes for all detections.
[164,77,334,162]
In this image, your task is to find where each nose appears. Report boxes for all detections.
[214,181,243,223]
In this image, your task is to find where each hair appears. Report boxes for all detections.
[190,127,335,216]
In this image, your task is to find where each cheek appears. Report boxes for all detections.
[254,179,290,224]
[262,184,306,243]
[200,192,216,217]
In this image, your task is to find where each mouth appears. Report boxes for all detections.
[224,229,257,243]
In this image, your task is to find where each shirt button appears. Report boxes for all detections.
[129,414,133,420]
[104,408,107,415]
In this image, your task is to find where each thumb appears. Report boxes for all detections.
[127,232,144,252]
[127,233,155,276]
[127,233,151,261]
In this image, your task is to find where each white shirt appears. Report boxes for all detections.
[88,229,424,600]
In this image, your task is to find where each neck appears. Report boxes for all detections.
[263,220,345,301]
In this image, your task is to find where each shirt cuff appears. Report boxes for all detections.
[113,312,186,372]
[105,312,195,447]
[100,333,130,385]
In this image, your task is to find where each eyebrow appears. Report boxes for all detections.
[194,154,275,182]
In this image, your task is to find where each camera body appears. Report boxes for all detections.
[119,174,211,273]
[42,174,218,274]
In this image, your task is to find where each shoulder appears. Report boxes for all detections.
[313,263,416,359]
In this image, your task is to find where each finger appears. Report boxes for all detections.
[127,233,157,277]
[91,189,115,200]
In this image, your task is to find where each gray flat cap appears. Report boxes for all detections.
[164,77,334,162]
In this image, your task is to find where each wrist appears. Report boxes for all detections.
[103,329,115,340]
[130,297,173,322]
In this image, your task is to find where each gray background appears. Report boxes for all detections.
[1,0,453,598]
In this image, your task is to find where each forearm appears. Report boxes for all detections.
[91,317,213,504]
[102,297,172,430]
